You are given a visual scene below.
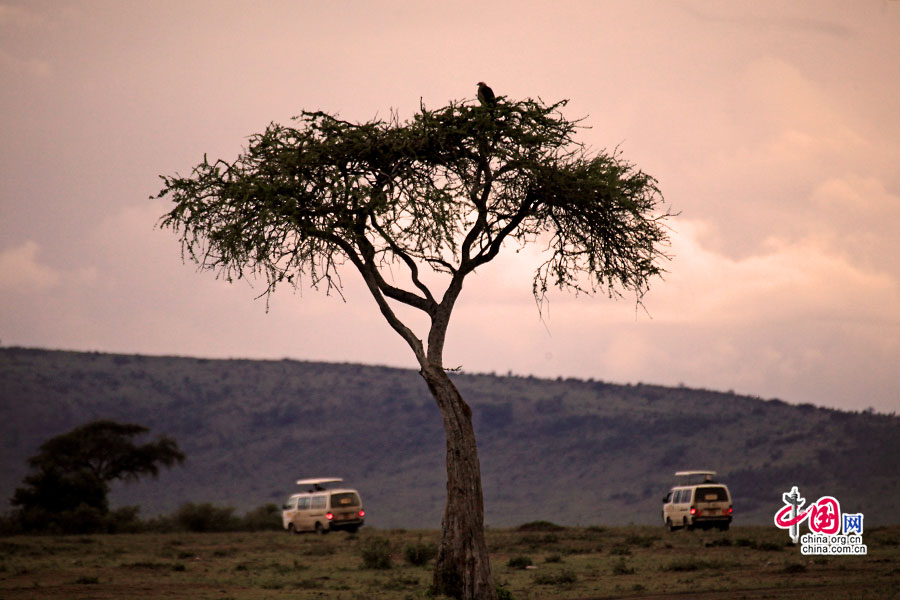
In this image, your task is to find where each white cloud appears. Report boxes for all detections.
[655,220,900,324]
[0,241,60,292]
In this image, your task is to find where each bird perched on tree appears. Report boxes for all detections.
[476,81,496,106]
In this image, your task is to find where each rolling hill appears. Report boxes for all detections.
[1,347,897,528]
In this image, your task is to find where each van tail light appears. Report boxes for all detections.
[690,507,697,515]
[726,507,733,515]
[359,510,366,518]
[325,512,334,520]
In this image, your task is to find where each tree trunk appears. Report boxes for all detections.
[422,365,497,600]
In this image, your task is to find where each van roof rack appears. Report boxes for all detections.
[674,471,716,478]
[674,471,719,485]
[296,478,343,486]
[296,478,343,491]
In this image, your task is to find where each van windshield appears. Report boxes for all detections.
[331,492,361,507]
[696,486,728,502]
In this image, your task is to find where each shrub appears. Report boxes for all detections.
[507,556,533,570]
[533,569,577,585]
[360,537,392,569]
[661,558,726,572]
[239,504,282,531]
[517,521,564,532]
[611,558,635,575]
[662,559,698,572]
[404,539,438,566]
[107,506,142,533]
[624,534,657,548]
[496,582,515,600]
[544,554,563,563]
[783,562,807,574]
[173,502,239,532]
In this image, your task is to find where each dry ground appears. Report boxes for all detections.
[1,525,897,599]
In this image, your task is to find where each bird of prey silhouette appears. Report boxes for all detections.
[476,81,496,106]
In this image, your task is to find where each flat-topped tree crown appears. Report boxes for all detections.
[157,95,672,600]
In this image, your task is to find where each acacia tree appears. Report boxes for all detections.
[158,97,671,599]
[12,420,185,532]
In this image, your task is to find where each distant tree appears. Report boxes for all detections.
[11,420,185,532]
[157,96,671,598]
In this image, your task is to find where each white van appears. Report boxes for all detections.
[281,478,365,534]
[662,471,733,531]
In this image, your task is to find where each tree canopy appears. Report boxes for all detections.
[11,420,185,532]
[159,98,670,367]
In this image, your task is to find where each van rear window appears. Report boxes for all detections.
[696,486,728,502]
[331,492,360,507]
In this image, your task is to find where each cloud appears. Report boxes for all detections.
[0,241,60,292]
[0,48,51,77]
[655,220,900,324]
[0,3,44,27]
[437,218,900,411]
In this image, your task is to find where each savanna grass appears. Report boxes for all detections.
[0,525,896,599]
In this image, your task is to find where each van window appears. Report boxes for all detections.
[311,495,327,510]
[331,492,361,508]
[283,497,296,510]
[298,497,311,510]
[696,486,728,502]
[675,489,688,503]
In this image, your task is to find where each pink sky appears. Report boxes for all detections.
[1,1,898,412]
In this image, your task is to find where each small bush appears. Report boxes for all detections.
[783,562,807,574]
[75,576,100,585]
[533,569,577,585]
[661,558,726,572]
[517,520,564,532]
[519,533,559,548]
[544,554,563,563]
[612,558,635,575]
[173,502,239,532]
[624,534,657,548]
[507,555,533,569]
[404,539,438,566]
[360,537,392,569]
[239,503,282,531]
[662,559,698,572]
[496,582,515,600]
[107,506,142,533]
[610,545,632,556]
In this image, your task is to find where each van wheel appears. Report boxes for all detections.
[718,523,730,532]
[315,522,327,535]
[683,517,692,531]
[665,518,675,532]
[287,523,296,534]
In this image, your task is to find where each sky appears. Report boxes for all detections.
[1,0,898,413]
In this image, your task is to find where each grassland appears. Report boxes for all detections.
[2,524,898,599]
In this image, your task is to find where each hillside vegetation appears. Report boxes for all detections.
[1,348,897,528]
